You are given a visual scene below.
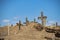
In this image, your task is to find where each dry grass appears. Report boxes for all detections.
[0,22,59,40]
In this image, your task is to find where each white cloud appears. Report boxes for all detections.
[3,19,10,23]
[14,16,19,20]
[48,21,56,24]
[46,21,56,26]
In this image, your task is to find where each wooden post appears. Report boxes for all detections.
[56,22,58,27]
[19,20,21,30]
[34,18,36,23]
[11,24,13,26]
[8,23,9,35]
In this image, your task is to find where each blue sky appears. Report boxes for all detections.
[0,0,60,26]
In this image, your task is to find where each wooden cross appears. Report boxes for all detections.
[19,20,22,30]
[38,11,47,26]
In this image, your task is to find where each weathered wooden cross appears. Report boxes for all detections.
[38,11,47,26]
